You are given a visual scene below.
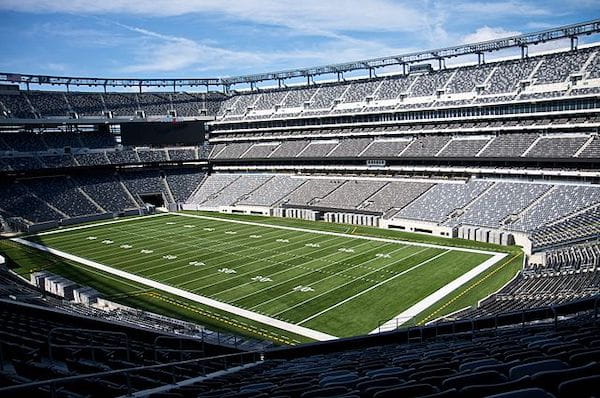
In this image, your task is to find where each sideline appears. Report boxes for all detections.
[11,237,337,342]
[370,252,507,333]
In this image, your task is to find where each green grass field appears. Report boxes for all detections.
[10,211,513,341]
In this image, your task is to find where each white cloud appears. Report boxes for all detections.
[115,22,413,75]
[452,1,553,17]
[461,26,521,44]
[0,0,429,34]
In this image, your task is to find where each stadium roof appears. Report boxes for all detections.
[1,18,599,92]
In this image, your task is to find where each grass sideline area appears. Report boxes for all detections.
[4,211,522,343]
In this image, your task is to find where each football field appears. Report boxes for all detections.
[15,212,506,340]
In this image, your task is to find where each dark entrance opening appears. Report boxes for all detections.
[139,193,165,207]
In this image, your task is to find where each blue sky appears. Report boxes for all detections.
[0,0,599,83]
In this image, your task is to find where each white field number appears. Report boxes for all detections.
[293,285,314,293]
[251,275,272,283]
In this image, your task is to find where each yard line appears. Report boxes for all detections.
[60,221,299,274]
[272,247,433,317]
[214,238,380,299]
[297,250,451,325]
[172,212,500,256]
[169,234,342,288]
[46,217,257,255]
[98,222,296,273]
[192,235,355,292]
[12,237,337,342]
[246,243,408,309]
[31,213,170,236]
[370,252,508,332]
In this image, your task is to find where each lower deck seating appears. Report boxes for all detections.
[158,316,600,398]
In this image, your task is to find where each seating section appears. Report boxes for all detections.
[533,49,592,84]
[458,269,600,318]
[165,317,600,398]
[121,170,171,205]
[164,168,206,203]
[363,182,433,214]
[2,46,599,124]
[242,143,281,159]
[525,135,589,158]
[484,59,538,94]
[400,135,451,157]
[187,174,240,205]
[167,148,197,161]
[529,206,600,250]
[0,91,222,119]
[437,136,492,157]
[0,182,62,223]
[298,141,338,157]
[543,242,600,272]
[76,174,139,213]
[318,180,388,209]
[449,182,551,228]
[0,298,237,397]
[327,138,372,157]
[200,175,272,207]
[511,185,600,232]
[397,181,492,223]
[236,176,305,206]
[137,149,168,163]
[270,140,309,158]
[23,177,100,217]
[360,138,412,157]
[479,133,539,158]
[282,179,345,206]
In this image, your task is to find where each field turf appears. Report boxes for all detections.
[18,212,500,339]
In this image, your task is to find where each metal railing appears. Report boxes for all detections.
[48,328,131,362]
[0,350,262,397]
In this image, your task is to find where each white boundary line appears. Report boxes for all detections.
[11,237,337,342]
[32,213,169,236]
[17,211,509,340]
[370,252,507,333]
[298,250,451,325]
[170,212,500,256]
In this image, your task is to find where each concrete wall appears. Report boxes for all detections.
[381,218,455,238]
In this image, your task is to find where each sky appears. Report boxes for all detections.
[0,0,599,86]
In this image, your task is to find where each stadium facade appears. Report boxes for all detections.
[0,19,600,397]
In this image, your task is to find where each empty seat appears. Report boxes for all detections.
[531,362,600,394]
[459,358,501,372]
[373,383,439,398]
[460,377,533,398]
[300,386,349,398]
[484,388,554,398]
[442,370,507,390]
[509,359,568,379]
[558,375,600,398]
[569,349,600,366]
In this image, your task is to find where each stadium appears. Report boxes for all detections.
[0,7,599,397]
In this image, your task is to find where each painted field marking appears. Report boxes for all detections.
[12,237,336,342]
[297,250,452,325]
